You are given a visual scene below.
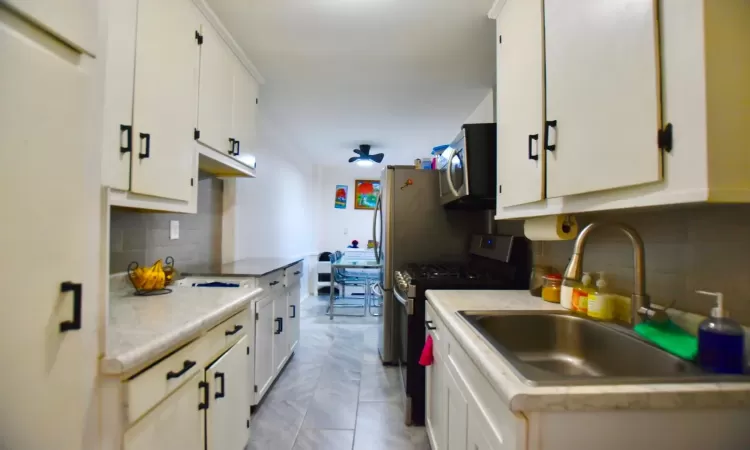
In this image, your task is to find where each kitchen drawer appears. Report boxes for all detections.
[258,270,284,293]
[283,261,303,287]
[124,310,246,424]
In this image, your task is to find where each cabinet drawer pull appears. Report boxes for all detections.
[528,134,539,161]
[198,381,209,410]
[138,132,151,159]
[274,317,283,334]
[425,320,437,331]
[269,281,280,286]
[59,282,83,332]
[544,120,557,152]
[290,304,296,318]
[228,138,236,155]
[166,360,196,380]
[225,324,243,336]
[293,271,301,275]
[120,124,132,154]
[233,140,240,156]
[214,372,225,399]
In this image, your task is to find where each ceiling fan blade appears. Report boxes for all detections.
[348,156,360,163]
[359,144,371,154]
[353,149,364,156]
[371,153,385,163]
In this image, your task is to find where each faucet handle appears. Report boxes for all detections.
[637,304,669,324]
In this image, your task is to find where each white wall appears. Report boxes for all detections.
[464,88,495,124]
[314,164,383,252]
[223,116,318,262]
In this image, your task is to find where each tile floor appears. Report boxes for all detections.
[249,295,430,450]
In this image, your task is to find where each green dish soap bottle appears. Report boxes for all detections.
[696,290,746,374]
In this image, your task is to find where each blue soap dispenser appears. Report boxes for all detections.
[696,290,746,374]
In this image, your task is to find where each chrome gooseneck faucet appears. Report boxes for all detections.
[563,222,662,326]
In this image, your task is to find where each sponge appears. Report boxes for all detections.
[634,321,698,361]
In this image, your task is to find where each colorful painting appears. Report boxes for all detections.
[354,179,381,210]
[334,185,348,209]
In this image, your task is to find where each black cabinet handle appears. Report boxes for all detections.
[290,305,296,318]
[139,132,151,159]
[233,140,240,156]
[269,281,280,286]
[425,320,437,331]
[166,360,197,380]
[274,318,283,334]
[198,381,209,410]
[544,120,557,152]
[214,372,225,399]
[293,271,301,275]
[120,125,132,154]
[225,324,243,336]
[60,282,83,332]
[228,138,236,155]
[528,134,539,161]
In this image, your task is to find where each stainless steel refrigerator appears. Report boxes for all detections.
[373,166,482,364]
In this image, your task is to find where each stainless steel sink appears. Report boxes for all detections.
[458,310,746,386]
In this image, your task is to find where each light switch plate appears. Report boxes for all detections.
[170,220,179,240]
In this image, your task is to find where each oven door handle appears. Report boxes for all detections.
[394,289,413,316]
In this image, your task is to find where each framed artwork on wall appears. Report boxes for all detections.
[354,179,381,210]
[334,185,348,209]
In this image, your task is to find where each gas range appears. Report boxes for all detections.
[394,262,517,299]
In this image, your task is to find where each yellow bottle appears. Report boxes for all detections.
[572,272,595,314]
[587,272,614,320]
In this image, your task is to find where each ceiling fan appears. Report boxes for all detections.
[348,144,384,166]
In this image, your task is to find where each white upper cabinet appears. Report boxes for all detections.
[197,21,236,157]
[4,0,97,54]
[544,0,662,198]
[0,9,99,450]
[496,0,546,208]
[101,0,138,191]
[492,0,750,220]
[232,61,259,160]
[131,0,200,202]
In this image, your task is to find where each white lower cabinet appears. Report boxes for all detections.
[206,335,250,450]
[425,329,445,450]
[253,294,275,401]
[273,291,289,372]
[286,281,301,354]
[124,372,204,450]
[444,365,469,450]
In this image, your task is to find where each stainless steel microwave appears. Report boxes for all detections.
[438,123,497,209]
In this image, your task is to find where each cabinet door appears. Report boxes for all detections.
[544,0,662,198]
[131,0,199,201]
[273,292,289,372]
[232,62,259,160]
[425,330,445,450]
[101,0,137,190]
[444,366,469,450]
[0,13,99,450]
[496,0,546,208]
[4,0,96,54]
[196,21,235,157]
[206,336,251,450]
[123,372,204,450]
[467,401,504,450]
[254,295,275,401]
[287,283,301,354]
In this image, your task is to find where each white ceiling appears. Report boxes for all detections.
[206,0,497,166]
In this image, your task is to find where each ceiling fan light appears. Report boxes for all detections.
[356,159,374,167]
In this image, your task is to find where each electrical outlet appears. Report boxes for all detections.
[170,220,179,240]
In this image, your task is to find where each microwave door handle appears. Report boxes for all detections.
[446,151,461,197]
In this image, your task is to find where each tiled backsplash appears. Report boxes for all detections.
[110,172,223,274]
[531,204,750,325]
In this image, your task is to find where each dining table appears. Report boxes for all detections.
[329,255,382,319]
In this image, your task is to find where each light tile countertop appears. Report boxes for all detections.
[102,286,264,375]
[182,256,305,278]
[425,290,750,412]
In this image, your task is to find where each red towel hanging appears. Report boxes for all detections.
[419,335,434,366]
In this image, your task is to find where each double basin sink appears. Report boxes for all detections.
[458,310,746,386]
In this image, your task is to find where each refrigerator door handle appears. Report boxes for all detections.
[372,193,381,263]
